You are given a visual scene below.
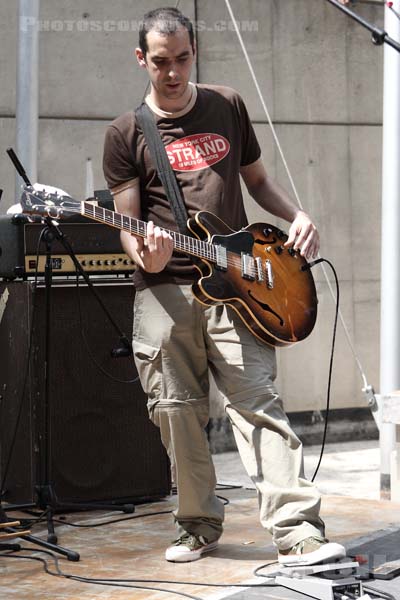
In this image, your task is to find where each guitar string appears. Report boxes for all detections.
[86,204,303,279]
[82,204,265,273]
[45,202,294,280]
[224,0,369,388]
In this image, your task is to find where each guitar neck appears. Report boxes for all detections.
[82,201,217,263]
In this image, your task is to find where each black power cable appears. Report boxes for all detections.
[0,551,202,600]
[73,271,139,385]
[0,548,279,597]
[2,549,396,600]
[16,490,232,530]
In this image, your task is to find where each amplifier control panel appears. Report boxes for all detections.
[25,253,136,274]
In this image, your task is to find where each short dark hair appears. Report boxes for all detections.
[139,7,195,56]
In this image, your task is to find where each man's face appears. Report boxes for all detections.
[136,25,195,106]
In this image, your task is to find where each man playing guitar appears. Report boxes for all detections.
[102,6,345,566]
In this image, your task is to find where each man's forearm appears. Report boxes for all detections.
[248,175,303,223]
[120,230,142,264]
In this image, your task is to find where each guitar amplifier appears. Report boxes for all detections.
[0,214,136,279]
[0,279,171,504]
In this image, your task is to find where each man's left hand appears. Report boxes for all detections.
[284,211,320,260]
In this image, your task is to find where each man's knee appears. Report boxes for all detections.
[147,398,210,429]
[226,388,285,418]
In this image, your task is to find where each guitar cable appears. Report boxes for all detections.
[302,258,340,483]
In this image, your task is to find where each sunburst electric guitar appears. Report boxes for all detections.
[20,187,318,347]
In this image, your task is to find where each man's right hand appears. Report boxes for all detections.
[134,221,174,273]
[111,181,174,273]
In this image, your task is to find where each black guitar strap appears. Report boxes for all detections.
[135,102,189,235]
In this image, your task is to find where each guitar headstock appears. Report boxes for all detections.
[20,186,80,220]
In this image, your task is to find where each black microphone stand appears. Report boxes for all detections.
[33,218,134,547]
[0,151,79,561]
[324,0,400,52]
[2,150,134,560]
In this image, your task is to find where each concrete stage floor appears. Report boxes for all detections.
[1,440,400,600]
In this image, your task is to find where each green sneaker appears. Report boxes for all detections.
[278,536,346,566]
[165,533,219,563]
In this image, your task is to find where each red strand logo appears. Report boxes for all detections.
[166,133,230,171]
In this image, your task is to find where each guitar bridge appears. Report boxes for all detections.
[265,259,274,289]
[241,253,256,281]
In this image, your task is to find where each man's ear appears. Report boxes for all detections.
[135,47,147,68]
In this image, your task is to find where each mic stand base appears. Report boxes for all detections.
[35,483,134,545]
[0,505,80,561]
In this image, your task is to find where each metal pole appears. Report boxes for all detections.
[15,0,39,199]
[379,1,400,500]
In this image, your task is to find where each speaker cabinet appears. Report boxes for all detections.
[0,279,170,504]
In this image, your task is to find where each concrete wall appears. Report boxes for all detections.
[0,0,384,414]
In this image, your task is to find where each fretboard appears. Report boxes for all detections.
[82,202,217,263]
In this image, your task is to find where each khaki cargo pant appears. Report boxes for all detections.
[132,284,325,551]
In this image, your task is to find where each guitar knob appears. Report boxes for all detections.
[288,248,297,256]
[275,246,284,255]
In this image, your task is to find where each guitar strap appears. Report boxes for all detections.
[135,102,190,235]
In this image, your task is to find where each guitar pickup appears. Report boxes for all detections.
[215,244,227,270]
[255,257,264,282]
[265,259,274,289]
[241,253,255,281]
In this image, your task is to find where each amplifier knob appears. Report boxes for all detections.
[81,260,87,266]
[105,260,111,265]
[90,260,96,266]
[112,259,119,265]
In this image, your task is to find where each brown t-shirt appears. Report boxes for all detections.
[103,84,261,289]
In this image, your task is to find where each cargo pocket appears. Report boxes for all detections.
[132,338,162,399]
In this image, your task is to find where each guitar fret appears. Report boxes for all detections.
[24,190,319,348]
[123,215,131,233]
[95,205,104,221]
[82,201,217,263]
